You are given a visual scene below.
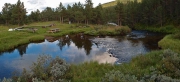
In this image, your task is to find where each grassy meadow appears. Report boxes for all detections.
[102,0,142,7]
[0,21,131,52]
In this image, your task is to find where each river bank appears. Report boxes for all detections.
[134,25,180,54]
[0,21,131,52]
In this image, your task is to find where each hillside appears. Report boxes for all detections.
[102,0,141,7]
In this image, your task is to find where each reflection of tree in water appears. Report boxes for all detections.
[83,38,92,55]
[57,34,93,55]
[57,37,71,50]
[116,36,126,42]
[127,37,139,46]
[71,34,92,55]
[0,52,3,56]
[140,36,164,50]
[17,44,28,57]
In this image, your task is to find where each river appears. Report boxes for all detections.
[0,30,164,79]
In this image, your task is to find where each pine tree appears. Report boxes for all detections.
[66,4,73,23]
[11,0,26,26]
[56,2,66,23]
[2,3,12,25]
[115,1,124,26]
[94,3,103,24]
[84,0,93,25]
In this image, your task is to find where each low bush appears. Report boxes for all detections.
[101,70,138,82]
[115,26,131,35]
[158,49,180,79]
[12,55,70,82]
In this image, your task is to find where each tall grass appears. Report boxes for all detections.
[158,35,180,53]
[66,62,121,81]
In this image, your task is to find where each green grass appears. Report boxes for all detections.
[158,35,180,53]
[0,21,130,52]
[102,0,142,7]
[68,62,120,81]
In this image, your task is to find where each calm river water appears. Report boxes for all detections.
[0,30,164,79]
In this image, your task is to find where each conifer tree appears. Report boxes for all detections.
[84,0,93,25]
[11,0,26,26]
[115,2,124,26]
[2,3,12,25]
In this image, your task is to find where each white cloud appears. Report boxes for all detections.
[0,0,114,14]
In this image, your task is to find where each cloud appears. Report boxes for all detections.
[63,2,76,7]
[27,0,46,5]
[27,0,38,5]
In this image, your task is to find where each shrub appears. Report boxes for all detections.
[101,70,138,82]
[172,32,180,39]
[141,74,180,82]
[159,49,180,79]
[13,55,70,82]
[1,78,12,82]
[115,26,131,35]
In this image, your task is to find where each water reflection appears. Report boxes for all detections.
[17,44,28,57]
[92,30,164,63]
[0,31,164,79]
[56,34,93,55]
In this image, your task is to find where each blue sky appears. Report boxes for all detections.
[0,0,114,14]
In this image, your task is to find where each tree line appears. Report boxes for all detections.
[0,0,180,28]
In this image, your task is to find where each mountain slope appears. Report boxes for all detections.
[102,0,141,7]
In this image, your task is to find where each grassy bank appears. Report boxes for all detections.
[135,25,180,54]
[158,35,180,53]
[84,25,131,36]
[0,21,131,52]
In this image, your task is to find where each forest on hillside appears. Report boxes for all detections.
[0,0,180,28]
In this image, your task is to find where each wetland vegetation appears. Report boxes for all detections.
[1,0,180,81]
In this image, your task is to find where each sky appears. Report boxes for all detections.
[0,0,114,14]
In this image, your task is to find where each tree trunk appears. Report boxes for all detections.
[18,18,20,26]
[6,20,8,26]
[87,20,89,25]
[118,14,120,26]
[120,20,122,26]
[62,17,64,23]
[59,17,61,23]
